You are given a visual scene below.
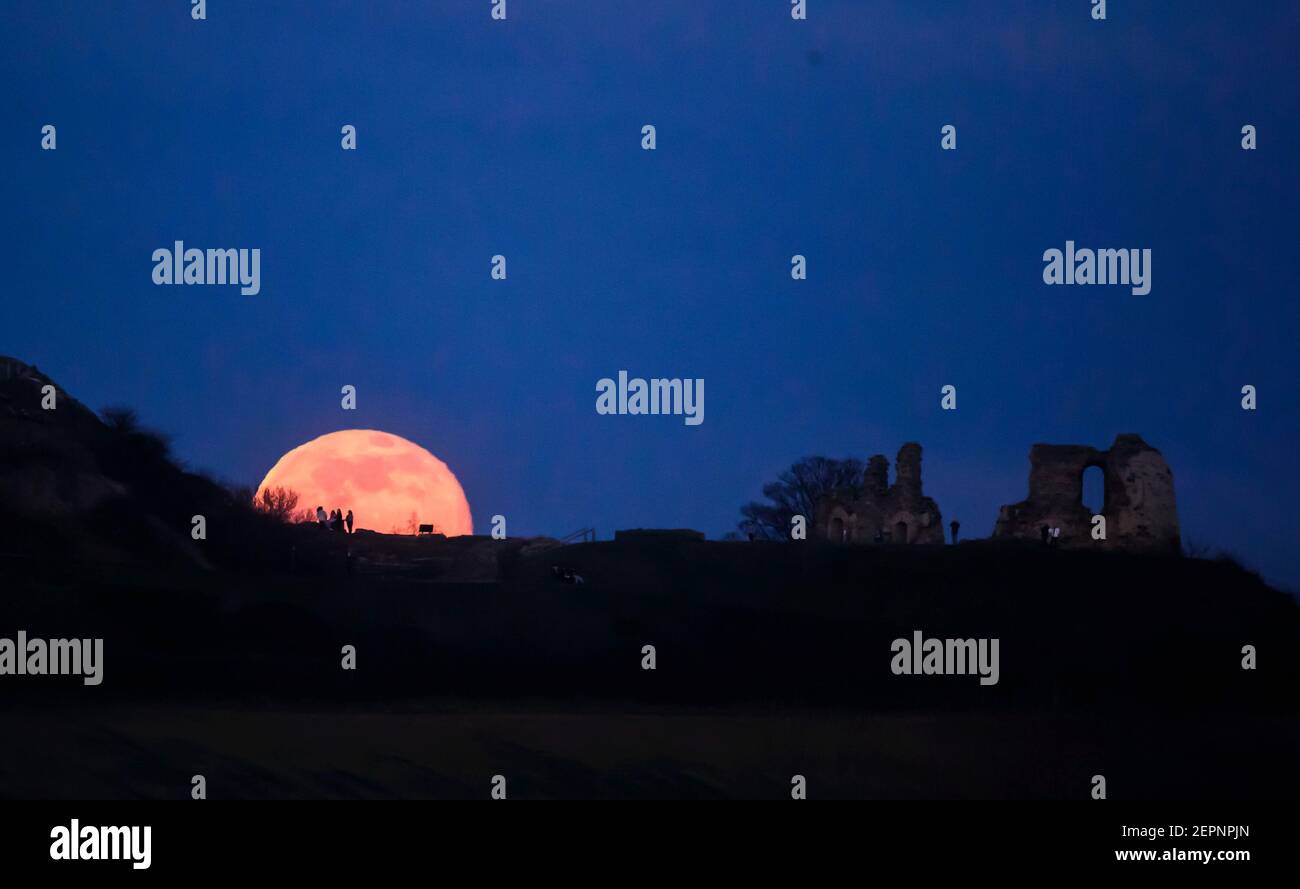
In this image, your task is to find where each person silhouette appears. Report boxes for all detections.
[950,520,960,545]
[316,506,328,528]
[345,510,354,535]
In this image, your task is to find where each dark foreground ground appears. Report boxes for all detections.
[5,704,1299,800]
[2,534,1298,799]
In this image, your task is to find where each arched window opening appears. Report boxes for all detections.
[1082,465,1105,516]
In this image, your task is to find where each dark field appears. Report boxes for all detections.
[5,705,1298,800]
[2,533,1297,799]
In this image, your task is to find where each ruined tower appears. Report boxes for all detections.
[993,433,1180,551]
[864,454,889,498]
[814,443,945,544]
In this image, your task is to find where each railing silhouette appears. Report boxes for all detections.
[557,527,596,544]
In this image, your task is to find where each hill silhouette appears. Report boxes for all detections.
[0,355,322,572]
[2,354,1296,710]
[2,356,1297,798]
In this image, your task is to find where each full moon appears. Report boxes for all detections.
[256,429,473,535]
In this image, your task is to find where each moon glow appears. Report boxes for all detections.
[256,429,473,535]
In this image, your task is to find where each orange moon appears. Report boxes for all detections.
[256,429,473,535]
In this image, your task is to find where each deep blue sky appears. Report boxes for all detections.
[3,2,1297,589]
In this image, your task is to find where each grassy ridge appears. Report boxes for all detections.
[3,533,1295,712]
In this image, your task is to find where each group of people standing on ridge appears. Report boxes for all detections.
[316,506,353,534]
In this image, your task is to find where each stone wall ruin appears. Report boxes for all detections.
[993,433,1180,551]
[814,443,945,544]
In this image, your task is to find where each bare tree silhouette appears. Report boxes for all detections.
[739,456,865,540]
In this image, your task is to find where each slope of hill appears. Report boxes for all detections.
[2,356,1298,798]
[0,355,310,570]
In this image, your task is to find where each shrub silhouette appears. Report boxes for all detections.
[253,486,307,523]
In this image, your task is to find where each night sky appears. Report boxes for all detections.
[3,2,1297,589]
